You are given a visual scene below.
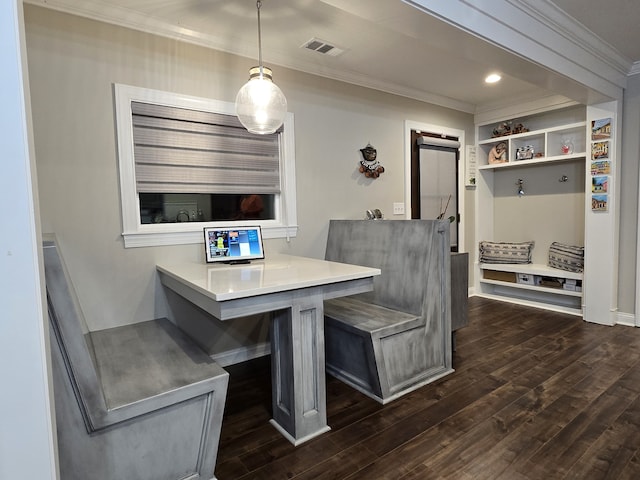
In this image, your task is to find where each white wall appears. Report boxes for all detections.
[1,1,57,478]
[24,5,474,344]
[621,75,640,315]
[493,161,586,265]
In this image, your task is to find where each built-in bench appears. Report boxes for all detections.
[479,262,583,315]
[323,219,454,404]
[44,236,229,480]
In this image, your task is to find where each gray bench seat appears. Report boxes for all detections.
[44,236,228,480]
[324,297,422,335]
[324,220,453,404]
[89,318,226,422]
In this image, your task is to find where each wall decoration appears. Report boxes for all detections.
[359,143,384,178]
[591,141,609,160]
[491,121,528,138]
[591,176,608,193]
[589,118,612,214]
[488,142,507,164]
[592,194,608,212]
[515,145,535,160]
[560,138,574,155]
[465,145,477,186]
[591,118,612,140]
[591,160,611,175]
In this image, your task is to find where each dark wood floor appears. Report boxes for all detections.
[215,296,640,479]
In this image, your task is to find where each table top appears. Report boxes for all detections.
[157,254,380,302]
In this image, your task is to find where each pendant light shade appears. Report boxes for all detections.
[236,66,287,134]
[235,1,287,135]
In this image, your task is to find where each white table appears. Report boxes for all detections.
[157,254,380,445]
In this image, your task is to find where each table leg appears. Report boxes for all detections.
[269,294,329,445]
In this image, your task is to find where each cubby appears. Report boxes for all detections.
[478,108,587,170]
[474,105,587,316]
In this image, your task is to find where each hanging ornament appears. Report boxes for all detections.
[359,143,385,178]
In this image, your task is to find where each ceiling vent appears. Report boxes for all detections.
[301,38,345,57]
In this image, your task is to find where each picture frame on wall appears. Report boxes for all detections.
[591,118,611,140]
[592,176,608,193]
[592,194,608,212]
[465,145,477,186]
[591,160,611,175]
[591,141,609,160]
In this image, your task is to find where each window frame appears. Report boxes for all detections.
[114,84,297,248]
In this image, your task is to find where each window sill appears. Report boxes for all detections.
[122,224,298,248]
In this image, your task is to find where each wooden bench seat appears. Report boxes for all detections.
[324,220,453,404]
[324,297,422,335]
[44,236,229,480]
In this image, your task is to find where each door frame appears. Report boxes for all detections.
[404,120,466,253]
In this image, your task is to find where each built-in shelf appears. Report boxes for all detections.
[474,105,587,317]
[478,263,583,316]
[480,262,582,279]
[480,263,583,298]
[478,153,585,170]
[478,120,587,169]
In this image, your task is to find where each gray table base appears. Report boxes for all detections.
[270,293,330,444]
[159,272,374,445]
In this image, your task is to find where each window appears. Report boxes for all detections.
[114,84,297,247]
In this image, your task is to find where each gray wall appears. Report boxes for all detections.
[24,5,474,351]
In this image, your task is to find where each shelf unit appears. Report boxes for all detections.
[478,121,587,170]
[474,105,588,316]
[479,263,583,315]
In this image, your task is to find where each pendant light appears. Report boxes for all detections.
[235,0,287,135]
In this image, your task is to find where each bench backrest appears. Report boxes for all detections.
[325,219,450,317]
[43,236,109,431]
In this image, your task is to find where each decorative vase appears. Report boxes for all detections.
[561,139,574,155]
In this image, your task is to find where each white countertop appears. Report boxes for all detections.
[157,254,381,301]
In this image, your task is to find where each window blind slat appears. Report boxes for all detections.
[132,101,244,129]
[133,146,279,170]
[132,117,279,153]
[135,183,277,195]
[135,164,280,193]
[130,101,282,195]
[133,126,279,156]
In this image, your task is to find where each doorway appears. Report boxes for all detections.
[405,122,465,253]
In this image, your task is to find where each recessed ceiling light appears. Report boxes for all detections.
[485,73,502,84]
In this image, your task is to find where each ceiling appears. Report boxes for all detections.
[24,0,640,114]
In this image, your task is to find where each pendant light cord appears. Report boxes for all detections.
[256,0,263,79]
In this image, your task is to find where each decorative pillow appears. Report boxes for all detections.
[548,242,584,273]
[479,241,534,264]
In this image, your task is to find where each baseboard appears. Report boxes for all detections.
[616,311,636,327]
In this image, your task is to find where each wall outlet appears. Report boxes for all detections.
[393,202,405,215]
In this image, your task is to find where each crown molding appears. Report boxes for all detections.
[512,0,631,76]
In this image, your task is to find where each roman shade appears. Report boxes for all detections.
[131,102,281,194]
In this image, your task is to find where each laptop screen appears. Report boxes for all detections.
[203,226,265,264]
